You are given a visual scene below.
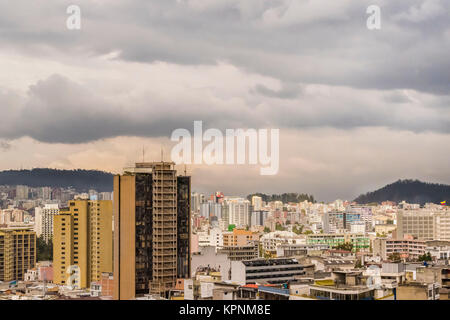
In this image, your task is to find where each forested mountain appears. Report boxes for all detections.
[354,179,450,205]
[0,168,114,192]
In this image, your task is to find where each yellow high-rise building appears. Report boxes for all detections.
[0,227,36,282]
[53,200,113,288]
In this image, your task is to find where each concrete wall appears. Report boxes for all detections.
[191,246,231,280]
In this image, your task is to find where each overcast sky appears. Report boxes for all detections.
[0,0,449,201]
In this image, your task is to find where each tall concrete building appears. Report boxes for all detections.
[0,227,36,281]
[113,162,191,300]
[227,198,252,228]
[53,200,113,289]
[34,204,59,242]
[15,185,29,200]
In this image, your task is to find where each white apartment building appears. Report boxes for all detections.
[197,231,211,247]
[252,196,263,211]
[261,231,304,252]
[272,201,283,211]
[209,227,224,247]
[34,204,59,242]
[227,198,251,228]
[350,222,366,234]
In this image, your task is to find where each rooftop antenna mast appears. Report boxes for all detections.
[142,146,145,162]
[161,145,164,162]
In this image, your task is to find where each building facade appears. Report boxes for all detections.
[373,238,425,261]
[113,162,191,300]
[0,227,36,281]
[34,204,59,243]
[53,200,113,289]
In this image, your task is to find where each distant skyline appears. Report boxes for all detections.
[1,167,448,204]
[1,1,450,202]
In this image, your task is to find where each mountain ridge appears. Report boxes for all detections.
[0,168,114,192]
[354,179,450,205]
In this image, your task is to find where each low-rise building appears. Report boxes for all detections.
[397,282,440,300]
[217,242,259,261]
[373,237,425,261]
[276,243,329,258]
[307,233,370,252]
[231,258,307,285]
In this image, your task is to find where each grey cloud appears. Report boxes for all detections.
[0,1,449,94]
[383,91,413,104]
[0,74,449,144]
[253,82,303,99]
[0,141,11,151]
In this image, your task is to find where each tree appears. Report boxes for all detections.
[293,224,303,235]
[36,235,53,261]
[334,242,353,251]
[263,227,271,233]
[418,252,433,262]
[388,252,401,262]
[275,223,285,231]
[355,259,363,269]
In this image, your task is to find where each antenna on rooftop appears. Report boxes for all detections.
[142,146,145,162]
[161,145,164,162]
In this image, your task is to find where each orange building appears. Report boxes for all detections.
[223,229,259,247]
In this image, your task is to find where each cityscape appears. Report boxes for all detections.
[1,0,450,312]
[0,163,449,301]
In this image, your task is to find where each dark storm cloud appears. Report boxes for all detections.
[0,75,255,143]
[0,0,449,94]
[0,74,449,144]
[0,0,449,144]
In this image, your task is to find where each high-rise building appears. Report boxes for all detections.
[250,210,269,227]
[53,200,113,289]
[252,196,263,211]
[199,201,222,219]
[99,192,113,201]
[113,162,191,300]
[227,198,251,227]
[15,185,29,200]
[191,192,201,214]
[39,187,52,201]
[0,227,36,281]
[322,212,362,233]
[34,204,59,242]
